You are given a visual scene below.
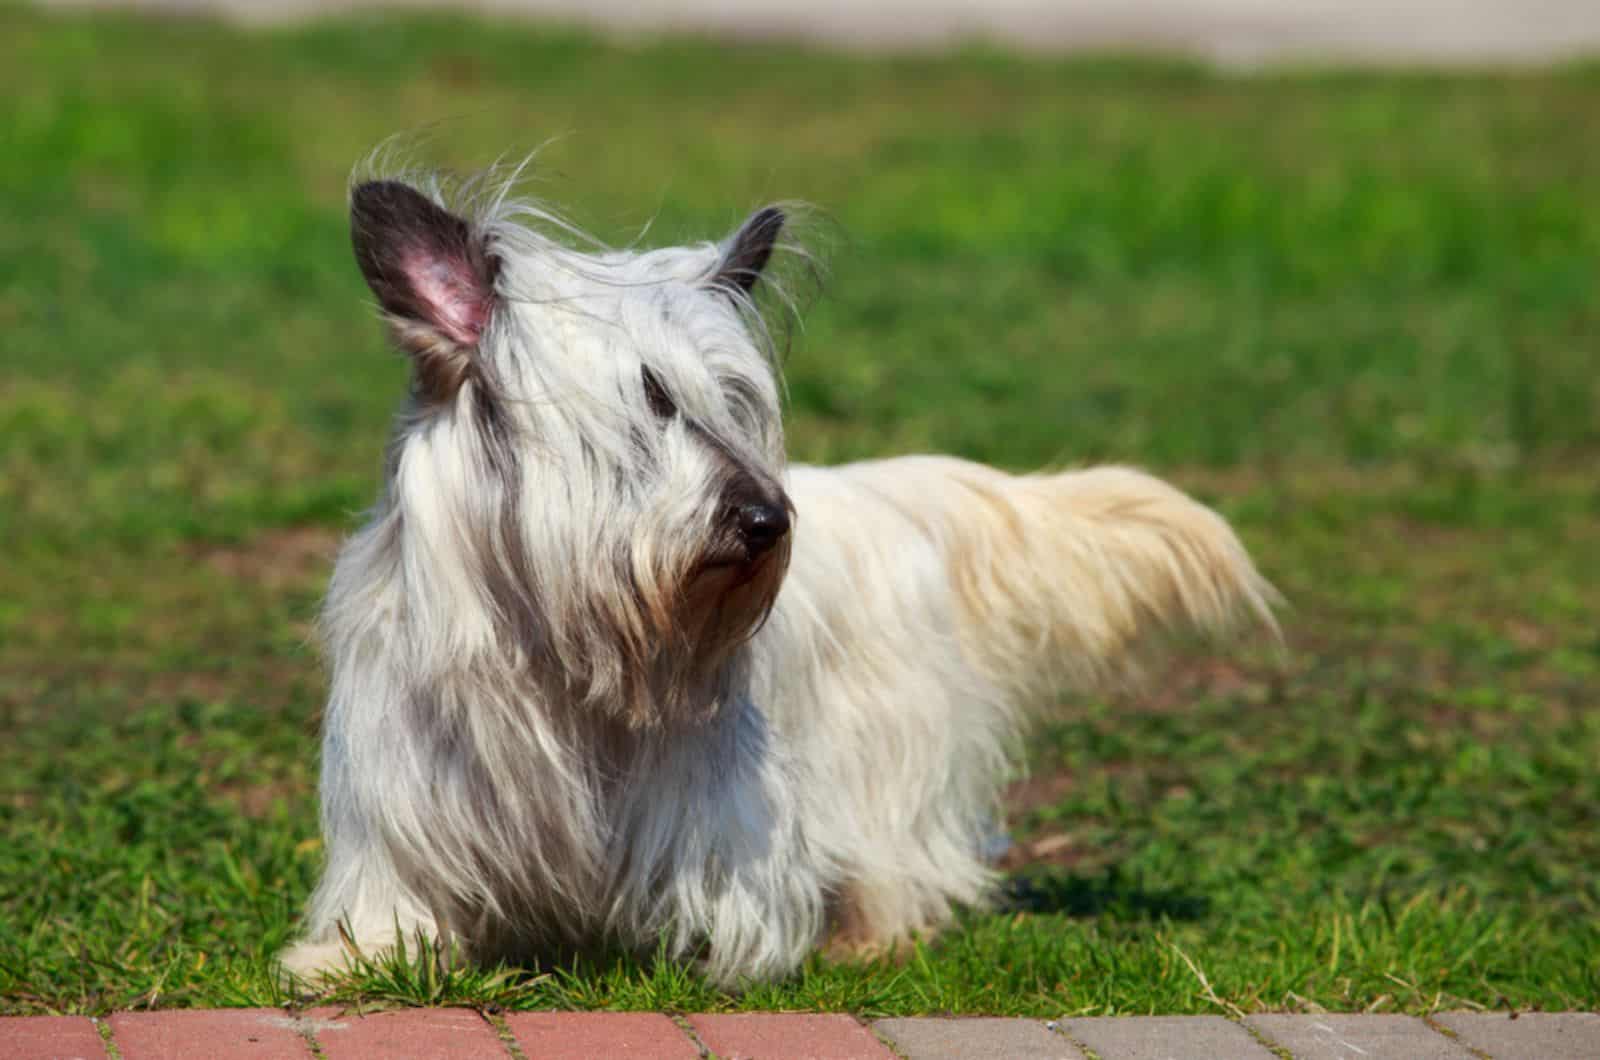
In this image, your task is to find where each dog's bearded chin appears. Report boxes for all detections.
[635,543,789,720]
[683,545,787,644]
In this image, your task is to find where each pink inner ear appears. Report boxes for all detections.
[405,249,490,348]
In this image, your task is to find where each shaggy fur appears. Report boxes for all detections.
[279,168,1277,987]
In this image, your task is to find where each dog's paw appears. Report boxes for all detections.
[276,939,356,988]
[821,887,937,966]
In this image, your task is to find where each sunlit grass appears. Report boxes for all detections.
[2,5,1597,1016]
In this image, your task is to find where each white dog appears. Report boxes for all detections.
[279,170,1276,987]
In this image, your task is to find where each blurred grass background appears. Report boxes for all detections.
[1,3,1597,1015]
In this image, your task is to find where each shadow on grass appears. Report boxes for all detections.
[1001,868,1210,921]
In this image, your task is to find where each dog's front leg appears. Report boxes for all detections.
[279,817,440,984]
[279,703,442,986]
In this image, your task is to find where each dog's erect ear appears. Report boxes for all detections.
[713,206,785,296]
[350,180,499,358]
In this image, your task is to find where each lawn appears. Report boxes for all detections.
[2,4,1598,1017]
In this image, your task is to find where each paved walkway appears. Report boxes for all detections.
[4,1009,1599,1059]
[40,0,1600,67]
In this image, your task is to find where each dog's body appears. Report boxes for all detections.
[280,172,1274,986]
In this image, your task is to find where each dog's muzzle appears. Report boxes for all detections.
[699,487,793,574]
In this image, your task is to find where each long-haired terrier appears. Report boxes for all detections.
[279,168,1276,986]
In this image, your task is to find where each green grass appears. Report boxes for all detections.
[3,4,1598,1017]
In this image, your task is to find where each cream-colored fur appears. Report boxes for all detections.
[751,457,1275,954]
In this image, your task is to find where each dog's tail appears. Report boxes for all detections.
[885,458,1279,702]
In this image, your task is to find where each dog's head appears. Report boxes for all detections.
[348,176,798,727]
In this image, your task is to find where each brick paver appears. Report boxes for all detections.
[1434,1011,1600,1060]
[0,1015,106,1060]
[108,1010,311,1060]
[1059,1015,1278,1060]
[309,1007,506,1060]
[689,1013,895,1059]
[504,1012,699,1059]
[1247,1013,1473,1059]
[875,1017,1085,1059]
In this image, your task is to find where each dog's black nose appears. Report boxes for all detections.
[737,503,790,554]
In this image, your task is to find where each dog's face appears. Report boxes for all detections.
[349,179,794,726]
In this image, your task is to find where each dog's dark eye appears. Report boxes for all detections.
[642,366,677,420]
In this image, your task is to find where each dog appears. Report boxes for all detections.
[278,168,1276,987]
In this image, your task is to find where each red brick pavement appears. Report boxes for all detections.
[688,1013,896,1059]
[4,1009,1598,1058]
[309,1006,505,1059]
[0,1015,106,1060]
[108,1009,312,1060]
[505,1011,700,1059]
